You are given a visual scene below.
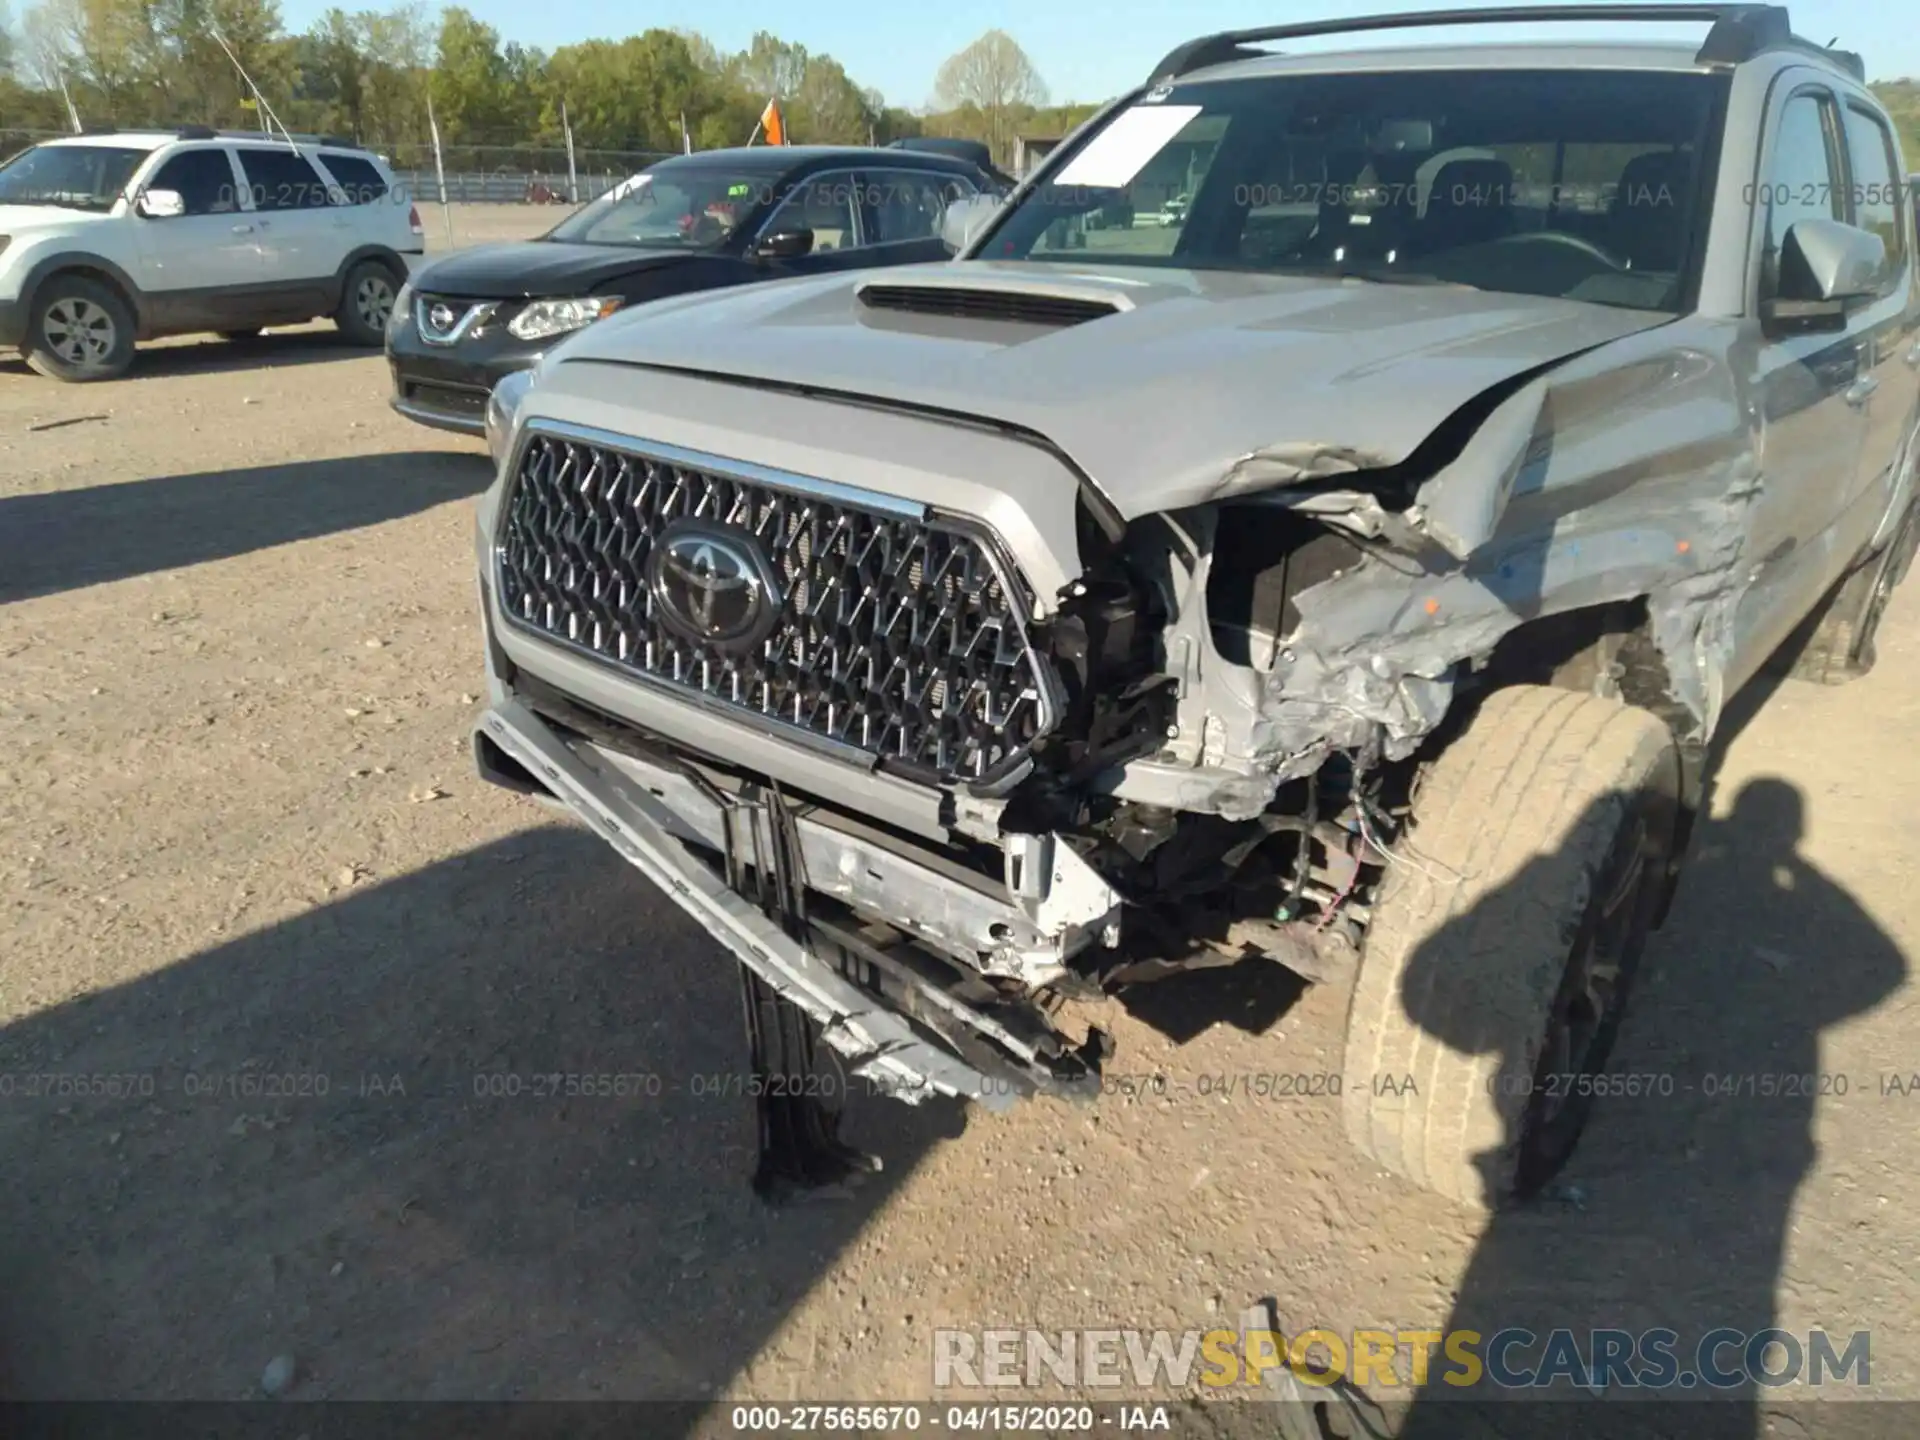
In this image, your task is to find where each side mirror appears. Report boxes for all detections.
[940,194,1005,254]
[754,227,814,260]
[136,188,186,219]
[1785,217,1886,301]
[1765,218,1886,332]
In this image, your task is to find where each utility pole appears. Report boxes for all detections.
[561,99,580,204]
[56,69,82,133]
[426,90,454,248]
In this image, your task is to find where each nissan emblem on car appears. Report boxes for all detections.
[648,520,782,650]
[428,303,456,333]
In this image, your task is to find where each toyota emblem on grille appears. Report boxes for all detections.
[648,520,782,650]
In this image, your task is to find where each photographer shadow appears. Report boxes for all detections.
[1389,774,1903,1438]
[0,824,964,1404]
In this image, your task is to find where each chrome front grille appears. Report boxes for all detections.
[495,425,1055,784]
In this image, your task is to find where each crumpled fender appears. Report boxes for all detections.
[1175,325,1759,807]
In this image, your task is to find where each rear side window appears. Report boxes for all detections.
[862,169,976,243]
[235,148,332,211]
[1841,103,1906,290]
[319,152,389,206]
[145,148,238,216]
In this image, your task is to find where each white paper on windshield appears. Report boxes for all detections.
[1053,105,1202,189]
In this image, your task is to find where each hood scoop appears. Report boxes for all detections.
[856,275,1126,328]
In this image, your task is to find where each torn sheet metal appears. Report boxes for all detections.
[1132,333,1758,817]
[1213,441,1392,500]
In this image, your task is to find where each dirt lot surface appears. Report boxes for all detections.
[2,205,1918,1430]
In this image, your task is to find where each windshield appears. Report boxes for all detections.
[987,69,1724,311]
[0,143,149,212]
[544,166,772,248]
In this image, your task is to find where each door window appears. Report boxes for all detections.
[234,148,333,212]
[760,173,859,252]
[1760,91,1842,301]
[863,170,976,244]
[317,152,390,206]
[144,148,240,216]
[1841,103,1906,292]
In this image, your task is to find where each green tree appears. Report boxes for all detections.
[789,52,872,144]
[187,0,291,128]
[540,29,713,154]
[674,26,722,75]
[933,29,1047,164]
[430,5,508,142]
[357,4,431,146]
[301,6,363,134]
[729,29,804,103]
[1870,80,1918,163]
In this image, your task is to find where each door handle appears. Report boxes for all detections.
[1844,376,1880,407]
[231,223,254,234]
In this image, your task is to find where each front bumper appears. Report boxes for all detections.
[387,321,544,437]
[473,692,1112,1108]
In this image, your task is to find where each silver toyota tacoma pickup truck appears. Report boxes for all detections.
[469,4,1920,1208]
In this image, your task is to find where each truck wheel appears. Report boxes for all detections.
[1341,686,1678,1210]
[25,275,136,382]
[1781,493,1919,685]
[334,260,399,346]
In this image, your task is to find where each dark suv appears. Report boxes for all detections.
[386,145,992,435]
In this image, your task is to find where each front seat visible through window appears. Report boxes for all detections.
[1420,158,1516,252]
[1607,149,1695,271]
[146,148,238,216]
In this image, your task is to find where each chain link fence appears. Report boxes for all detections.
[374,142,676,207]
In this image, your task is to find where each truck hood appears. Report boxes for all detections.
[411,239,698,299]
[557,260,1670,518]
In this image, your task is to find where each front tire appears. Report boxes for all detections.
[1341,686,1678,1210]
[25,276,136,382]
[335,260,399,346]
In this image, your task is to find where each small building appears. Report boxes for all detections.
[1012,135,1063,176]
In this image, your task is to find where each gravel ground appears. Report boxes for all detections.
[1,206,1918,1430]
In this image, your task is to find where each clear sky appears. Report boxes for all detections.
[278,0,1917,106]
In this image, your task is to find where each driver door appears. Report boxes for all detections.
[751,171,872,277]
[130,146,265,328]
[1726,80,1873,695]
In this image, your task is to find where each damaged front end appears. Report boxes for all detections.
[473,321,1752,1122]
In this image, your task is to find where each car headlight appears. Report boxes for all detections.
[389,279,413,333]
[486,368,537,469]
[507,296,623,341]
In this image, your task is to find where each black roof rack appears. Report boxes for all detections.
[1147,4,1864,85]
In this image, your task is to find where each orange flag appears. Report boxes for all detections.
[760,98,786,146]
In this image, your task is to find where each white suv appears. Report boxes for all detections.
[0,127,425,381]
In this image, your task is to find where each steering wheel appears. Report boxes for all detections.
[1483,230,1628,270]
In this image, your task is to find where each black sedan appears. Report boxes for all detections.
[387,145,996,436]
